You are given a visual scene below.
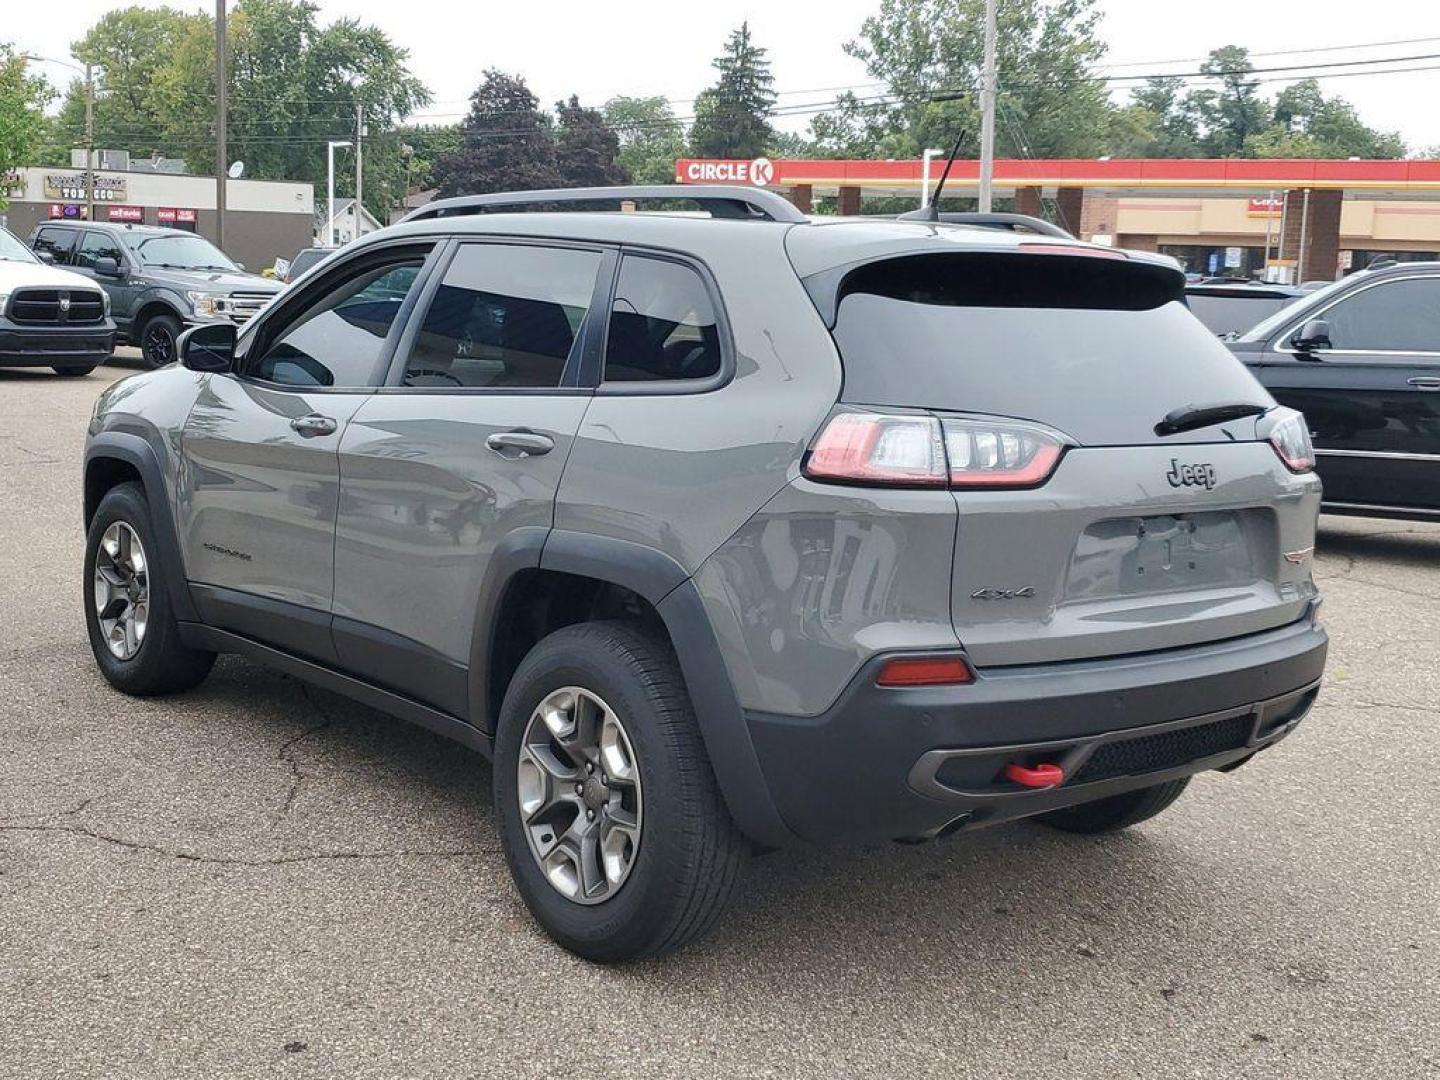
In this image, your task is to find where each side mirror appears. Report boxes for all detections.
[1290,318,1331,354]
[178,322,236,373]
[36,250,56,265]
[93,256,123,278]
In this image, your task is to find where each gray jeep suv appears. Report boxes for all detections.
[31,221,279,367]
[81,186,1328,961]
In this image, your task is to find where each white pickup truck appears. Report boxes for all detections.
[0,225,115,376]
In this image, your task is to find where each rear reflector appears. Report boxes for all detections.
[875,655,975,688]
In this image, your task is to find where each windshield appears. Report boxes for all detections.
[0,228,39,264]
[124,232,237,271]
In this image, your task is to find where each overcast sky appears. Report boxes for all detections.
[10,0,1440,152]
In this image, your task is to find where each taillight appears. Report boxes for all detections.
[875,655,974,687]
[941,417,1069,488]
[1266,409,1315,473]
[803,412,947,486]
[804,411,1071,490]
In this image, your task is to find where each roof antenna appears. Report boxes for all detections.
[901,114,967,223]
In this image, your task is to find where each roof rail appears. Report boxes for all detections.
[401,185,808,224]
[910,211,1074,239]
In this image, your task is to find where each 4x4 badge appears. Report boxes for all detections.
[1166,459,1216,490]
[971,586,1037,601]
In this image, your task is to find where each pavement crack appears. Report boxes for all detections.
[0,822,490,867]
[272,693,335,825]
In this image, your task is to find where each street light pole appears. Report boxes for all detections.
[327,141,352,247]
[84,62,95,222]
[215,0,228,250]
[355,102,364,238]
[978,0,998,213]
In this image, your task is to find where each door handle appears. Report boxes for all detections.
[485,430,554,458]
[1407,377,1440,390]
[289,413,338,437]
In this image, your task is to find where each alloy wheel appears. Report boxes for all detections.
[144,324,174,365]
[516,687,643,905]
[93,522,150,660]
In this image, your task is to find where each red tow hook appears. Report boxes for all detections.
[1003,762,1065,789]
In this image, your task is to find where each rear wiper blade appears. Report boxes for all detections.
[1155,401,1268,436]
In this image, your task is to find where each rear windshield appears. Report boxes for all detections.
[831,252,1271,446]
[1185,292,1298,337]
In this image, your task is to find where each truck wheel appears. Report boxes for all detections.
[139,313,182,368]
[52,365,99,377]
[1035,777,1191,834]
[83,482,216,695]
[493,621,747,962]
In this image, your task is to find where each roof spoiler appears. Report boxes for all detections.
[401,185,808,224]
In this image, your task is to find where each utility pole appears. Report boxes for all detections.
[215,0,228,250]
[327,141,352,247]
[354,102,364,238]
[84,63,95,222]
[978,0,998,213]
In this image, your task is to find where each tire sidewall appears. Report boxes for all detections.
[493,626,700,959]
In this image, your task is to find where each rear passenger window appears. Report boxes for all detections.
[74,231,125,270]
[1319,277,1440,352]
[403,244,601,388]
[33,228,76,265]
[604,257,722,383]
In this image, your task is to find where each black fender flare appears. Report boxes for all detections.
[470,528,799,849]
[84,432,197,624]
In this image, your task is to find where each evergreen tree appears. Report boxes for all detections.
[555,95,629,186]
[434,70,559,198]
[689,22,777,159]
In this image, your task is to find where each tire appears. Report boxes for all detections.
[493,621,747,962]
[1035,777,1191,834]
[138,313,182,368]
[52,364,99,377]
[83,482,215,696]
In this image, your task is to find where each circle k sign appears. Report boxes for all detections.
[680,157,778,187]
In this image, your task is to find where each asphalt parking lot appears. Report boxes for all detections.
[1,358,1436,1079]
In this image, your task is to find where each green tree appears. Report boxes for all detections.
[433,69,559,197]
[604,95,685,183]
[0,47,53,205]
[555,95,628,186]
[52,1,428,221]
[816,0,1113,161]
[394,124,462,193]
[1193,46,1268,156]
[689,22,777,159]
[1118,76,1203,156]
[1254,78,1405,158]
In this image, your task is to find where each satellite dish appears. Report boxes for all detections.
[227,161,245,179]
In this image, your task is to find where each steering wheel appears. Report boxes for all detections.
[404,367,464,387]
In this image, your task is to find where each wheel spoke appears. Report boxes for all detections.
[517,686,644,906]
[92,522,149,662]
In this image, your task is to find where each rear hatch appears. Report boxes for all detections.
[818,246,1320,667]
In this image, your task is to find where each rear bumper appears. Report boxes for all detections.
[0,323,115,366]
[744,610,1327,844]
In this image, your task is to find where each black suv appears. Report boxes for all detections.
[1227,261,1440,519]
[30,221,280,367]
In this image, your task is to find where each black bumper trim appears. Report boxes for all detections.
[745,616,1327,844]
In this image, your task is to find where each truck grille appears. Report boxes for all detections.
[8,288,106,326]
[1070,713,1254,784]
[214,293,274,323]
